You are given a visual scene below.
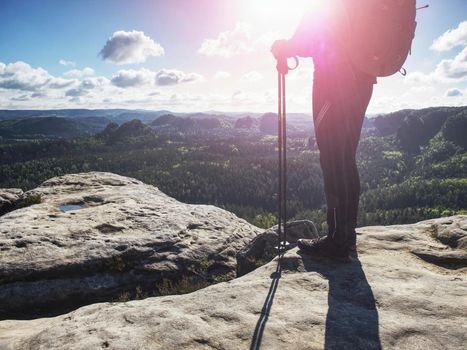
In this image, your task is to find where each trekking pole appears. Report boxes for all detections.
[275,56,298,254]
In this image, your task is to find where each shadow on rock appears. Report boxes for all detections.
[299,253,382,350]
[250,255,283,350]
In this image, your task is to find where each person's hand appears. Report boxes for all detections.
[271,39,291,74]
[271,39,289,59]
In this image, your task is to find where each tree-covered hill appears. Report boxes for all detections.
[0,106,465,230]
[0,117,90,139]
[374,106,467,153]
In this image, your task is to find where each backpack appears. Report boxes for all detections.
[342,0,418,77]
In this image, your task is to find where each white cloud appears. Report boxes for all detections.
[404,71,435,85]
[433,46,467,80]
[198,23,254,57]
[406,20,467,94]
[405,47,467,83]
[64,67,95,77]
[111,68,154,88]
[214,71,231,80]
[0,61,50,91]
[0,61,75,91]
[11,94,30,102]
[31,92,46,98]
[48,77,76,89]
[445,88,463,97]
[431,21,467,52]
[155,69,204,86]
[108,68,205,88]
[65,88,87,97]
[65,76,110,97]
[59,59,75,66]
[241,70,263,82]
[231,90,269,106]
[100,30,164,65]
[80,76,109,89]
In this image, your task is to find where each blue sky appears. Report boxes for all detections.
[0,0,466,112]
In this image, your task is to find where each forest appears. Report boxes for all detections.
[0,106,466,231]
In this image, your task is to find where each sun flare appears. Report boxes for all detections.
[242,0,308,36]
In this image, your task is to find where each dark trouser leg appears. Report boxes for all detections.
[313,73,373,247]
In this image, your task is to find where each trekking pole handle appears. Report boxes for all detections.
[276,56,299,75]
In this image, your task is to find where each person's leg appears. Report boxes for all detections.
[313,77,348,250]
[340,79,373,247]
[312,76,342,240]
[318,127,347,243]
[300,74,350,258]
[299,71,373,256]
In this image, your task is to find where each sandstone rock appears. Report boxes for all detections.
[0,216,465,349]
[236,220,320,276]
[0,172,261,318]
[0,189,23,216]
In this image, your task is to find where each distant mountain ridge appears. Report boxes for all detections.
[373,106,467,153]
[98,119,155,143]
[0,117,89,139]
[373,107,466,136]
[0,109,172,124]
[0,106,465,142]
[0,109,310,122]
[149,114,226,134]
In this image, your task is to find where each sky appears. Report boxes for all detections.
[0,0,466,114]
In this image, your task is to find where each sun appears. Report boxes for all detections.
[241,0,308,36]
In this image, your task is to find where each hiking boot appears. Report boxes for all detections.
[297,236,349,259]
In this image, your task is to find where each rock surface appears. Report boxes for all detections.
[0,189,23,216]
[236,220,320,276]
[1,216,466,349]
[0,172,261,318]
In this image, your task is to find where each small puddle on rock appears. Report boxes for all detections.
[59,204,83,213]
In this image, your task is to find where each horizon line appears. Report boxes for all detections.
[0,105,465,116]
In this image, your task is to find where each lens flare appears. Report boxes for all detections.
[242,0,308,36]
